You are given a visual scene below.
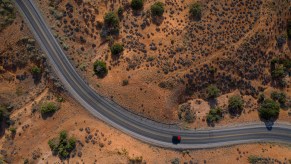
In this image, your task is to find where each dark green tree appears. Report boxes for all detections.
[206,107,222,124]
[151,2,164,17]
[206,85,220,99]
[131,0,143,10]
[104,12,119,27]
[110,43,124,56]
[228,95,244,116]
[189,3,202,20]
[48,130,76,159]
[40,102,59,116]
[93,60,108,78]
[259,99,280,121]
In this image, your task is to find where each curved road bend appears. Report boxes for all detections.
[14,0,291,149]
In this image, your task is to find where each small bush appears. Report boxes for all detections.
[271,65,286,79]
[110,43,124,55]
[178,103,195,123]
[48,130,76,159]
[151,2,164,17]
[40,102,59,115]
[104,12,119,27]
[207,107,222,124]
[259,99,280,121]
[228,95,244,116]
[118,7,124,17]
[131,0,143,10]
[31,66,41,75]
[93,60,108,78]
[9,127,16,134]
[257,93,265,104]
[271,91,286,105]
[206,85,220,99]
[189,3,202,20]
[122,79,129,86]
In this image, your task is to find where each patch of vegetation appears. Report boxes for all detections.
[0,105,11,122]
[178,103,195,123]
[101,12,120,38]
[118,7,124,17]
[206,107,222,125]
[206,85,220,99]
[0,0,16,31]
[151,2,164,17]
[228,95,244,116]
[48,130,76,159]
[122,79,129,86]
[270,57,291,87]
[131,0,143,10]
[31,66,41,75]
[271,91,286,105]
[259,99,280,121]
[40,102,59,116]
[9,127,16,134]
[128,156,143,164]
[189,3,202,20]
[104,12,119,27]
[248,155,270,164]
[110,43,124,56]
[288,20,291,39]
[93,60,108,78]
[257,93,265,104]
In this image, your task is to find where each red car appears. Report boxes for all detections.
[172,135,181,144]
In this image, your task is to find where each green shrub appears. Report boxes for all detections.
[228,95,244,116]
[110,43,124,55]
[122,79,129,86]
[9,127,16,134]
[178,103,195,123]
[118,7,124,16]
[271,65,286,79]
[206,85,220,99]
[48,130,76,159]
[40,102,59,115]
[259,99,280,121]
[206,107,222,124]
[257,93,265,104]
[189,3,202,20]
[93,60,108,78]
[0,0,16,31]
[151,2,164,17]
[271,91,286,105]
[31,66,41,74]
[104,12,119,27]
[131,0,143,10]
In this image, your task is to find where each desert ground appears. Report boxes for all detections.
[33,0,291,126]
[0,0,291,163]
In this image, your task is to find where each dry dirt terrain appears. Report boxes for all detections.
[33,0,291,126]
[0,1,291,163]
[1,89,291,163]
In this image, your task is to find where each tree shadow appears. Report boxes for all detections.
[259,117,278,131]
[207,98,217,108]
[41,112,55,120]
[152,16,164,26]
[288,39,291,51]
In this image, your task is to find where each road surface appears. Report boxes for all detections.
[13,0,291,149]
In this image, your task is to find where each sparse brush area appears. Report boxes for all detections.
[48,130,76,159]
[0,0,16,31]
[34,0,291,125]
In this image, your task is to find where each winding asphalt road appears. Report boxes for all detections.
[14,0,291,149]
